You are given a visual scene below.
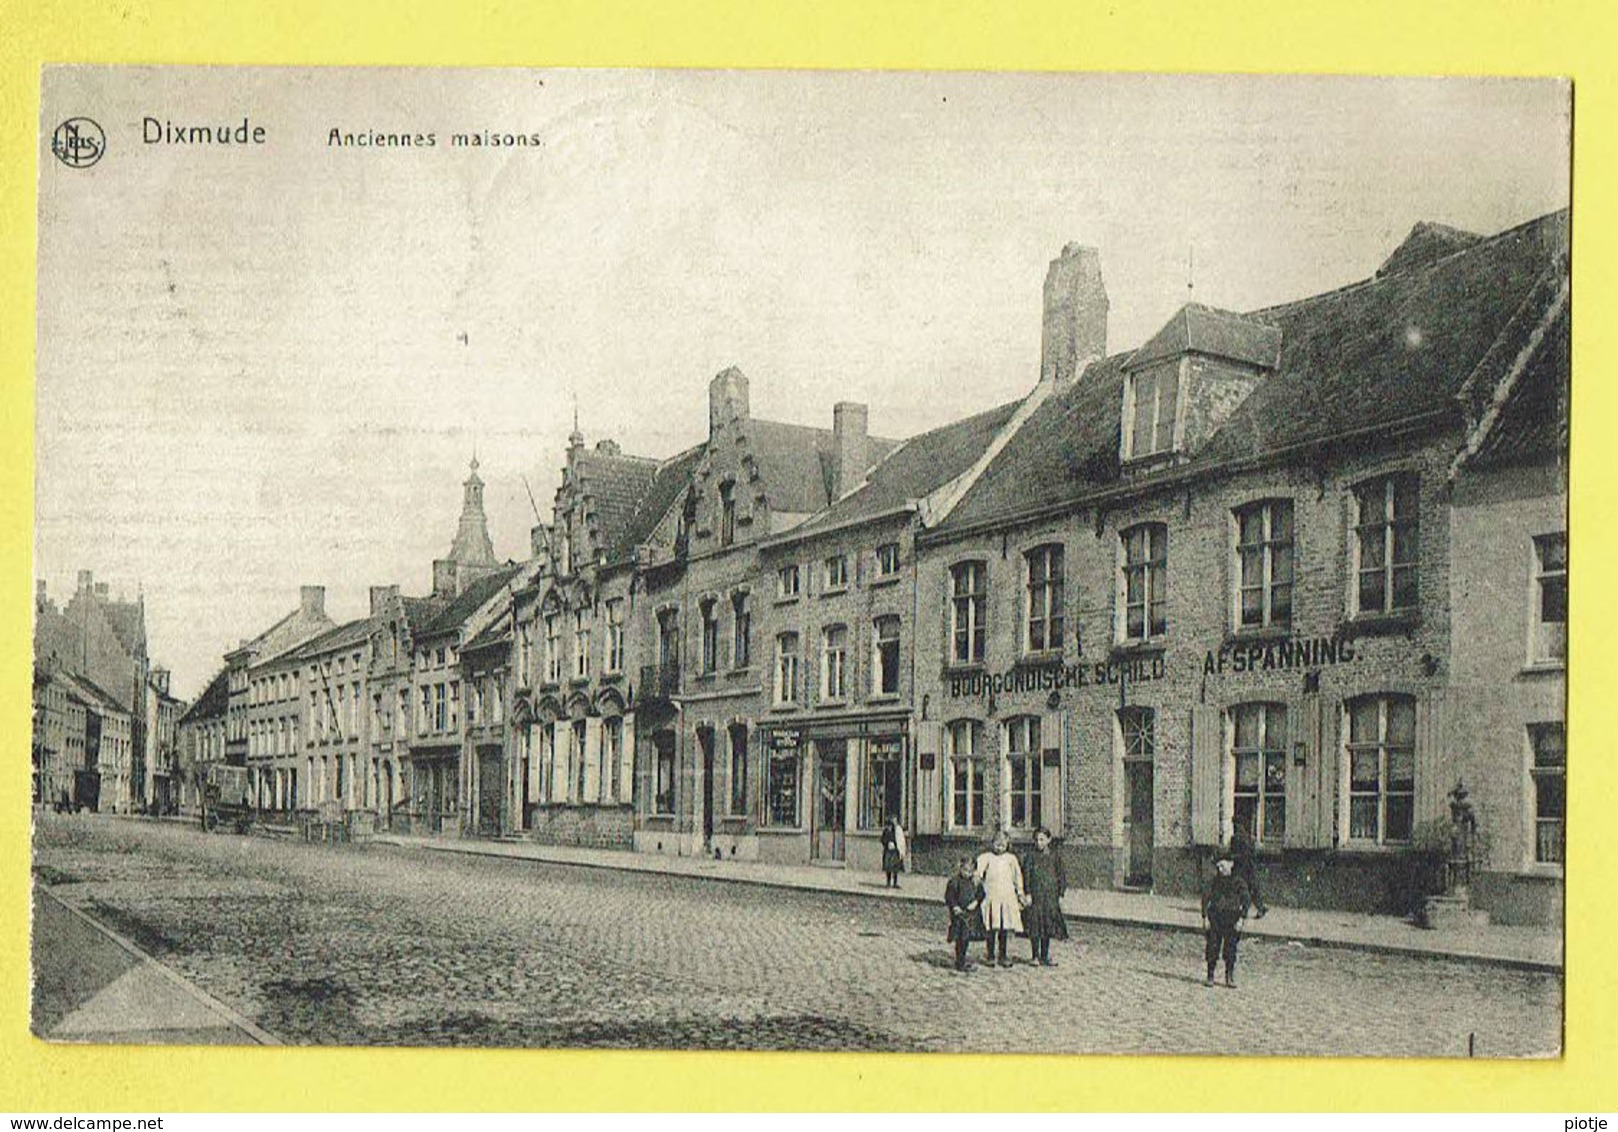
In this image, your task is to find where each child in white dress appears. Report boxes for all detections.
[975,829,1027,967]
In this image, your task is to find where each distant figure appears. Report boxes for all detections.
[881,816,907,889]
[944,856,984,972]
[1201,855,1252,988]
[1020,827,1068,966]
[1230,821,1268,918]
[975,829,1026,968]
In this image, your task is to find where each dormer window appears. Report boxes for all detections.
[1123,364,1181,461]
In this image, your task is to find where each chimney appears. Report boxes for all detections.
[369,585,400,617]
[77,569,92,594]
[432,559,459,598]
[708,367,750,437]
[831,401,870,500]
[299,585,326,617]
[1041,244,1108,385]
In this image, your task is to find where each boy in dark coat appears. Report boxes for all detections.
[1020,827,1068,966]
[1201,855,1251,987]
[1230,821,1268,917]
[944,856,984,972]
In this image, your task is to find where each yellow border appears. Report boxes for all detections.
[3,0,1614,1113]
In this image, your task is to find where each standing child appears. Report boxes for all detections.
[881,816,907,889]
[1020,827,1068,966]
[975,829,1026,968]
[944,856,983,971]
[1201,854,1252,987]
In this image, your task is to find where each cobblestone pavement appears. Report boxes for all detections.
[32,814,1562,1056]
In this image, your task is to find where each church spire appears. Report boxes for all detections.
[447,455,498,568]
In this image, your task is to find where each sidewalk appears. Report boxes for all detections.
[373,833,1563,972]
[31,884,279,1045]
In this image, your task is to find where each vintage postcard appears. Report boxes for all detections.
[31,66,1568,1056]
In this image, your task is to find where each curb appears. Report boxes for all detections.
[373,837,1562,975]
[37,885,282,1046]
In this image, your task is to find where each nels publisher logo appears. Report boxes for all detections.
[51,117,105,168]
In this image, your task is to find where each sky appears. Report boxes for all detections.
[33,68,1570,700]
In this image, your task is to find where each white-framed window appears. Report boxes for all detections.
[950,561,987,665]
[544,613,561,684]
[1024,544,1065,653]
[1004,715,1043,829]
[872,615,901,696]
[604,599,624,674]
[572,610,591,679]
[700,599,720,674]
[875,542,901,579]
[824,555,849,592]
[1123,364,1180,460]
[1528,722,1565,866]
[1346,694,1416,844]
[1119,524,1168,642]
[777,563,801,600]
[731,592,751,669]
[821,625,848,701]
[1531,533,1567,666]
[1230,702,1287,845]
[1234,499,1294,629]
[947,719,986,829]
[775,633,800,706]
[1352,474,1419,616]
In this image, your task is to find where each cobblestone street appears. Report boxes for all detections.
[32,814,1561,1056]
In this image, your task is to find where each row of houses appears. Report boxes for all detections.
[178,210,1568,926]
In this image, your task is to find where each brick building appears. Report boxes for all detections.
[176,667,229,814]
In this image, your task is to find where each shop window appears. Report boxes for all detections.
[1346,694,1416,844]
[821,625,848,701]
[1352,474,1419,616]
[950,562,987,665]
[1234,499,1294,629]
[872,616,901,696]
[876,542,901,579]
[947,719,985,829]
[1230,702,1287,844]
[731,592,751,669]
[1119,524,1168,642]
[1005,716,1043,829]
[775,633,800,706]
[862,737,904,830]
[1024,544,1065,653]
[1532,533,1567,665]
[1528,722,1565,865]
[653,731,676,816]
[767,744,800,826]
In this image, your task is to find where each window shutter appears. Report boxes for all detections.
[548,728,567,803]
[619,713,636,805]
[1316,701,1342,848]
[1189,704,1223,846]
[1291,696,1322,849]
[915,720,942,834]
[583,717,602,803]
[1041,709,1065,836]
[1415,689,1449,831]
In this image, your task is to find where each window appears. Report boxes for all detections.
[433,684,447,732]
[573,610,591,679]
[1120,524,1168,641]
[700,600,719,674]
[1231,703,1287,844]
[821,625,848,701]
[775,633,800,706]
[602,716,622,804]
[876,542,900,579]
[862,736,903,829]
[657,609,680,673]
[719,481,736,547]
[728,723,748,815]
[1346,694,1416,844]
[824,555,849,592]
[1119,706,1154,761]
[516,621,533,686]
[1125,365,1180,460]
[572,719,587,802]
[1005,716,1043,829]
[653,731,676,815]
[544,613,561,683]
[1532,533,1567,665]
[1235,500,1294,629]
[767,742,800,826]
[947,720,985,829]
[605,599,625,673]
[777,563,801,599]
[1528,723,1564,865]
[731,592,751,669]
[1353,474,1419,615]
[1024,544,1065,653]
[872,616,901,696]
[950,561,987,665]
